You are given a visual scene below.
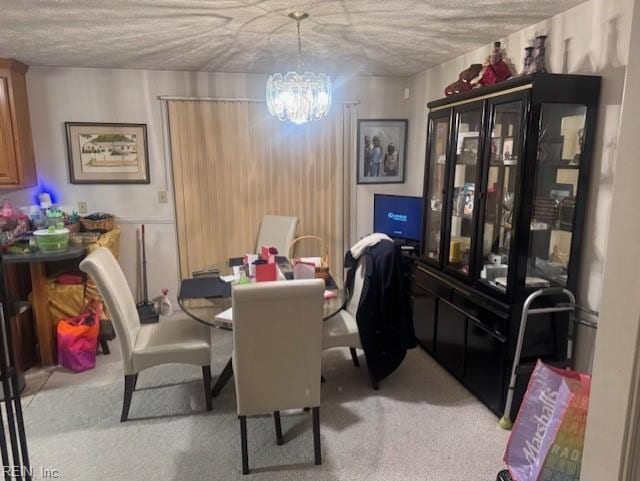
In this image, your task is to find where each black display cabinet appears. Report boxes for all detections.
[413,73,601,418]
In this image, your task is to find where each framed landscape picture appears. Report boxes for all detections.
[357,119,407,184]
[65,122,150,184]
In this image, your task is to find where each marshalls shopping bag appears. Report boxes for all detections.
[56,302,101,372]
[504,360,591,481]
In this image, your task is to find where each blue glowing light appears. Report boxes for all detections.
[32,180,59,206]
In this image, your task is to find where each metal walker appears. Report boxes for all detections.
[499,287,576,430]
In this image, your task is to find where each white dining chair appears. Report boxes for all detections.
[80,248,212,422]
[232,279,325,474]
[322,255,378,389]
[255,215,298,256]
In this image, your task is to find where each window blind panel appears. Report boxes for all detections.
[168,100,347,284]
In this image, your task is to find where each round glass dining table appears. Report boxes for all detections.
[177,271,346,398]
[178,288,345,329]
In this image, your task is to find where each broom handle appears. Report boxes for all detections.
[141,224,148,303]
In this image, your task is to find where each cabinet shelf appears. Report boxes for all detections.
[530,224,574,233]
[451,213,473,220]
[539,161,581,169]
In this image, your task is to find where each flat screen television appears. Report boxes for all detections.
[373,194,423,242]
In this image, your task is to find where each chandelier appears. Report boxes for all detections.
[266,12,332,124]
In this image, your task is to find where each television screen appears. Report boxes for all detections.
[373,194,423,242]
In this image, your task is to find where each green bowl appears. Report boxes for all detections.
[33,228,70,252]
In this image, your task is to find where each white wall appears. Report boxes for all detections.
[582,0,640,477]
[341,79,410,240]
[2,68,408,302]
[405,0,635,372]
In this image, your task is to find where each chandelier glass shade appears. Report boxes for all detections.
[266,71,332,124]
[266,12,332,125]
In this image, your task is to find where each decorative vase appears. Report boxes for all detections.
[520,47,534,75]
[530,35,549,74]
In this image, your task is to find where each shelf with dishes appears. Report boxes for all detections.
[489,161,518,167]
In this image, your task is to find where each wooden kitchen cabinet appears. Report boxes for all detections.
[0,59,37,188]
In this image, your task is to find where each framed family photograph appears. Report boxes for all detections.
[357,119,407,184]
[65,122,150,184]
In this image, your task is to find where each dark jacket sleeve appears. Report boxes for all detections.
[355,242,416,382]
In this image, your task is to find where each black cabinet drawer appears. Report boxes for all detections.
[451,291,508,337]
[465,318,506,415]
[435,300,466,378]
[412,289,437,353]
[414,265,453,300]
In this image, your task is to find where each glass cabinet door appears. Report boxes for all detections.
[445,105,484,278]
[423,114,450,264]
[478,99,524,292]
[527,103,587,287]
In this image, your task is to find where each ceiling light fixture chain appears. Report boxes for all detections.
[266,11,332,124]
[296,16,304,71]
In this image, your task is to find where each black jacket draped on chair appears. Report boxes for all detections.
[344,239,416,383]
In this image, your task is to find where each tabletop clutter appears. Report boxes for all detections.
[186,240,337,304]
[0,197,115,255]
[0,195,120,372]
[230,243,333,292]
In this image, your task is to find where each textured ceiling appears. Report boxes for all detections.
[0,0,587,76]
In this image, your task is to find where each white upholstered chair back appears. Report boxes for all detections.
[80,247,141,374]
[255,215,299,256]
[232,279,325,416]
[346,257,366,317]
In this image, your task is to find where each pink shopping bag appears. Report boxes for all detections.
[504,360,591,481]
[56,302,101,372]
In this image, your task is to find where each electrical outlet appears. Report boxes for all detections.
[158,191,168,204]
[78,201,88,214]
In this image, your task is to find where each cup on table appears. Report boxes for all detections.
[244,254,258,278]
[233,265,245,282]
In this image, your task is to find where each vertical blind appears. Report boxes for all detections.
[168,100,355,283]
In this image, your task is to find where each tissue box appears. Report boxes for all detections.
[255,262,277,282]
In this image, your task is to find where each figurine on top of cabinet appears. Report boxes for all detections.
[473,42,514,87]
[444,63,483,96]
[520,35,550,75]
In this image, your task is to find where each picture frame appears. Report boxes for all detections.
[463,182,475,217]
[549,183,575,200]
[502,137,514,162]
[490,137,502,162]
[357,119,407,184]
[65,122,150,184]
[460,136,480,165]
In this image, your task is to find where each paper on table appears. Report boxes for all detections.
[215,307,233,321]
[214,307,233,329]
[220,274,235,283]
[294,262,316,279]
[299,257,322,267]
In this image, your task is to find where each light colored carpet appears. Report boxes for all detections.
[21,329,509,481]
